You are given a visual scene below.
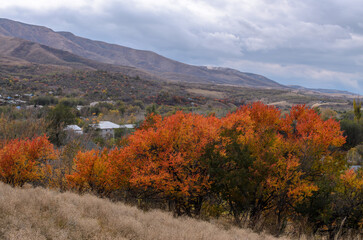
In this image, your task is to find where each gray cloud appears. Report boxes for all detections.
[0,0,362,93]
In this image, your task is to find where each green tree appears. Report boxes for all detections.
[353,99,362,123]
[204,128,255,225]
[146,103,159,115]
[117,101,126,115]
[340,120,363,150]
[46,104,76,146]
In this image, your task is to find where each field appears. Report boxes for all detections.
[0,62,355,115]
[0,182,286,240]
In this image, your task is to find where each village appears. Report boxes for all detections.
[0,91,141,151]
[65,121,135,138]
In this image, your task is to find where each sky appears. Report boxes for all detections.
[0,0,362,93]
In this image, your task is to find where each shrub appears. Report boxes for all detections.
[0,135,56,186]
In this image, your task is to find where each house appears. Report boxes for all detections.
[350,165,361,172]
[117,124,136,137]
[91,121,121,138]
[76,105,84,111]
[64,125,83,135]
[120,124,135,129]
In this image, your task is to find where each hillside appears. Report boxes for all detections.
[0,34,167,82]
[0,18,355,113]
[0,182,285,240]
[0,18,282,88]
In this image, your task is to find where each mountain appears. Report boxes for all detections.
[288,85,356,97]
[0,34,166,82]
[0,18,282,88]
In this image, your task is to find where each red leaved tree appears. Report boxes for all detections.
[0,135,56,186]
[127,111,221,215]
[66,148,131,196]
[208,103,344,233]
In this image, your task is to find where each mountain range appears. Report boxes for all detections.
[0,18,357,97]
[0,33,168,82]
[0,18,283,88]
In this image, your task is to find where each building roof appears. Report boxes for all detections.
[92,121,120,130]
[120,124,135,129]
[65,125,82,131]
[65,125,83,135]
[350,165,361,171]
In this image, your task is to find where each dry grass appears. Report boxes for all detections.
[186,88,225,99]
[0,182,289,240]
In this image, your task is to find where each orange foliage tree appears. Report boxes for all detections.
[66,103,346,231]
[280,105,346,177]
[337,169,363,229]
[66,148,131,195]
[0,135,56,186]
[126,111,221,215]
[207,102,344,233]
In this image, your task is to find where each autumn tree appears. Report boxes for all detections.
[63,103,348,236]
[0,135,56,186]
[298,168,363,239]
[280,105,345,177]
[335,169,363,232]
[205,131,255,225]
[126,111,221,216]
[0,104,50,146]
[277,105,347,237]
[245,104,317,232]
[66,148,130,196]
[206,103,344,234]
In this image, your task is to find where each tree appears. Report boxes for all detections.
[280,105,345,177]
[64,103,348,236]
[127,111,221,216]
[46,103,76,146]
[299,168,363,239]
[145,103,159,116]
[0,135,56,186]
[336,169,363,232]
[205,131,255,225]
[281,105,347,237]
[340,119,363,150]
[206,103,344,234]
[66,148,128,195]
[0,113,47,144]
[353,99,362,123]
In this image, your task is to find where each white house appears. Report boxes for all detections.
[64,125,83,134]
[120,124,135,129]
[91,121,121,138]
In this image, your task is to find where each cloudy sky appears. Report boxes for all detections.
[0,0,362,93]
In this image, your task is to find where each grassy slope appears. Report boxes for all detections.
[0,182,288,240]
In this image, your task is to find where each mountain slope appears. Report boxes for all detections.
[0,34,166,82]
[288,85,355,96]
[0,18,282,88]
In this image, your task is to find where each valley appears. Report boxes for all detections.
[0,17,362,240]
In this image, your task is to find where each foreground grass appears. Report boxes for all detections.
[0,182,289,240]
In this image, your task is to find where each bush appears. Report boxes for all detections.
[0,135,56,186]
[31,96,58,106]
[46,104,77,146]
[340,120,363,149]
